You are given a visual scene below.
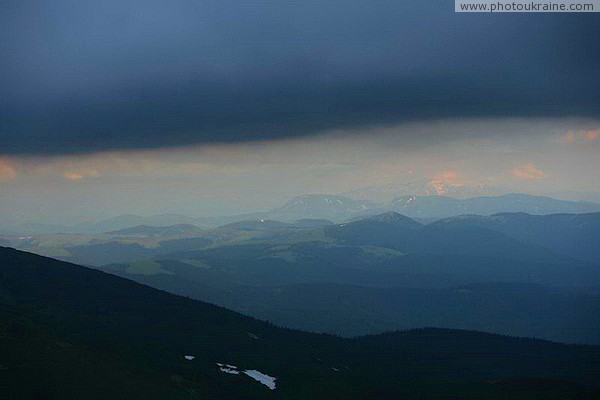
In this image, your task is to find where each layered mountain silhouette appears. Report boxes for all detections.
[4,193,598,235]
[81,210,600,345]
[391,193,600,217]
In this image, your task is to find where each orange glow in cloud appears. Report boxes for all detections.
[428,170,462,195]
[63,170,100,181]
[561,130,600,144]
[561,132,576,144]
[585,130,600,141]
[511,163,547,180]
[0,157,17,181]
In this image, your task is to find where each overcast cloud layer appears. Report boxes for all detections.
[2,1,600,155]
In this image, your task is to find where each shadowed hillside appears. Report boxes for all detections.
[2,246,600,399]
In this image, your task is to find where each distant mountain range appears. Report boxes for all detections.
[220,220,293,231]
[0,214,204,235]
[391,193,600,218]
[267,194,377,220]
[108,223,203,236]
[3,193,599,235]
[431,212,600,263]
[245,193,600,223]
[5,209,600,276]
[2,246,600,399]
[67,210,600,344]
[324,211,600,267]
[340,180,507,202]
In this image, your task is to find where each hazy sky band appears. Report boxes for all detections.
[1,117,599,223]
[1,1,599,155]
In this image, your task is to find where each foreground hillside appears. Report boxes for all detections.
[1,246,600,399]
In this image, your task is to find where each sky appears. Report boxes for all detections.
[1,1,599,223]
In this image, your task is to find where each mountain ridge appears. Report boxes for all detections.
[3,193,600,235]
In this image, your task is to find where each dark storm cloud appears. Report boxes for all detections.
[1,0,599,155]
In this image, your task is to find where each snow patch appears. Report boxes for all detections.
[217,363,238,369]
[243,369,277,390]
[216,363,276,389]
[217,362,240,375]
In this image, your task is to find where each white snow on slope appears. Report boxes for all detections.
[217,362,238,369]
[216,362,277,390]
[243,369,276,390]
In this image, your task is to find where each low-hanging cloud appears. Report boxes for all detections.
[0,157,17,181]
[1,1,600,156]
[63,170,100,181]
[561,129,600,144]
[511,163,547,180]
[429,171,463,195]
